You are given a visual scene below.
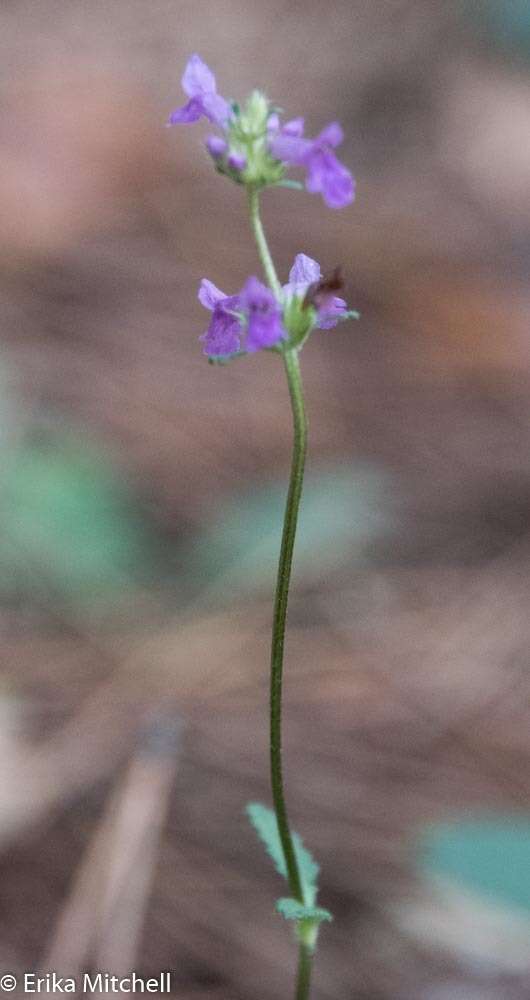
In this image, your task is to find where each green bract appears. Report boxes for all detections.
[228,90,285,188]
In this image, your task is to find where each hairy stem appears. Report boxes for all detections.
[270,344,307,906]
[295,942,313,1000]
[248,185,306,904]
[247,187,283,299]
[248,187,315,998]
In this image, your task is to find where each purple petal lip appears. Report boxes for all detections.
[281,117,305,138]
[182,54,217,97]
[198,278,242,356]
[287,252,321,289]
[200,311,241,356]
[317,296,347,329]
[240,277,286,353]
[198,278,227,310]
[305,147,354,208]
[168,54,230,127]
[269,118,354,209]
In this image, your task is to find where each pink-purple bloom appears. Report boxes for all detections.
[198,279,242,356]
[283,253,348,328]
[239,277,286,352]
[168,55,355,210]
[168,54,230,127]
[199,276,286,357]
[270,121,354,209]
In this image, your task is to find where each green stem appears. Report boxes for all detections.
[270,345,307,907]
[247,187,283,299]
[295,943,313,1000]
[248,185,306,906]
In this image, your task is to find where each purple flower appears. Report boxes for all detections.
[270,121,354,209]
[198,279,242,356]
[239,277,286,352]
[283,254,348,328]
[198,277,286,356]
[168,54,230,127]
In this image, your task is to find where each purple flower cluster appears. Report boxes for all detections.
[168,55,354,209]
[199,254,349,358]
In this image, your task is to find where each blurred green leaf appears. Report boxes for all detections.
[190,463,390,598]
[420,817,530,916]
[469,1,530,60]
[0,432,151,607]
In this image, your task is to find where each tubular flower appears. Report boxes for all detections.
[270,121,354,209]
[283,254,348,329]
[198,277,286,358]
[198,280,242,357]
[240,277,286,352]
[168,54,230,126]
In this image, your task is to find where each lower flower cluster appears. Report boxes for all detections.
[199,254,352,358]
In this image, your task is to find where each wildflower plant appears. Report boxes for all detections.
[168,54,358,1000]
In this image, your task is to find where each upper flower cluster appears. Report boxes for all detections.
[199,254,356,359]
[168,54,355,209]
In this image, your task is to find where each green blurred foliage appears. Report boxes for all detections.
[0,432,153,610]
[188,464,390,600]
[470,1,530,61]
[420,817,530,915]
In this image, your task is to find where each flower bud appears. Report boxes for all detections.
[206,135,228,160]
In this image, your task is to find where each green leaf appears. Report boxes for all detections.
[246,803,287,880]
[276,898,332,923]
[419,817,530,916]
[246,802,320,905]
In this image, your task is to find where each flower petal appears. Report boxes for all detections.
[288,253,321,288]
[198,278,227,311]
[269,133,312,164]
[200,308,241,356]
[168,97,204,125]
[246,312,285,352]
[317,296,347,329]
[201,91,230,126]
[182,54,217,97]
[240,277,286,352]
[318,121,344,148]
[282,117,305,138]
[305,149,354,208]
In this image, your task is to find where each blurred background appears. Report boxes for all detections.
[1,1,530,997]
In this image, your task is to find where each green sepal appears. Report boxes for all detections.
[276,898,333,923]
[273,179,304,190]
[246,802,320,905]
[343,309,360,320]
[207,350,246,365]
[283,298,317,348]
